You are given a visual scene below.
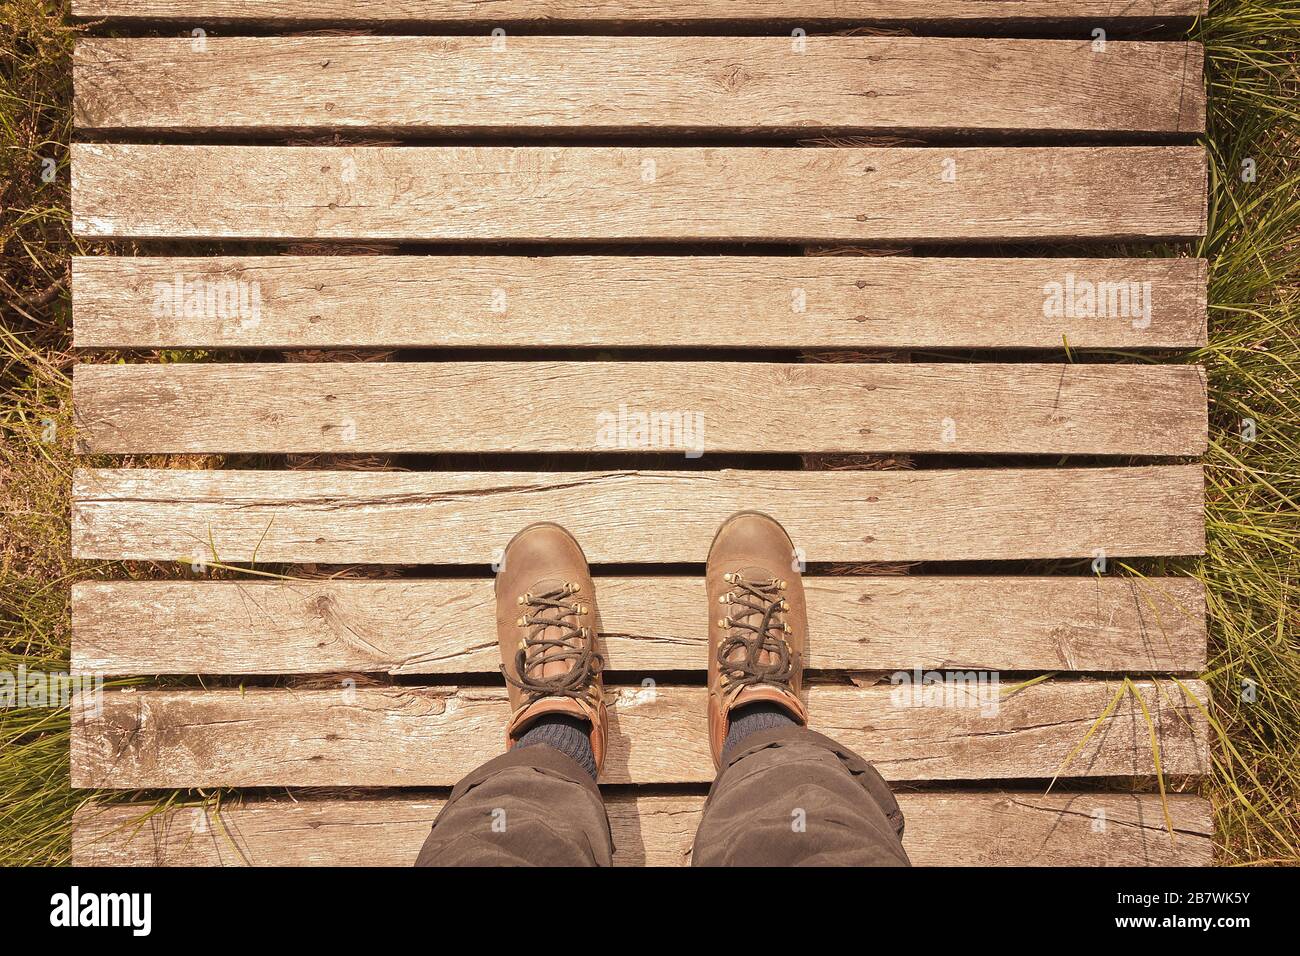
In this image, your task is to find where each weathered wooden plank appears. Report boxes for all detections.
[69,1,1210,25]
[71,466,1206,564]
[70,255,1209,350]
[73,362,1208,456]
[71,144,1208,242]
[72,791,1214,867]
[70,576,1207,676]
[73,37,1204,135]
[69,679,1209,788]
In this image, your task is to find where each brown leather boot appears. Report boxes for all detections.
[706,511,809,768]
[495,522,607,775]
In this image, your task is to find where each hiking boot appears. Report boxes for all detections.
[706,511,809,768]
[495,522,607,775]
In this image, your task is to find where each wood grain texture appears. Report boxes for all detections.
[70,255,1209,350]
[72,791,1213,867]
[71,144,1208,242]
[70,679,1209,788]
[71,465,1206,564]
[73,362,1208,456]
[73,37,1205,135]
[69,1,1210,25]
[70,576,1207,676]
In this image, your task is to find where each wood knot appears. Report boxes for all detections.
[714,63,754,94]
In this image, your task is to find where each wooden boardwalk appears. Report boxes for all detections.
[69,1,1212,866]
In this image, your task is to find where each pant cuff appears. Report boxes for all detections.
[712,724,905,840]
[446,740,604,807]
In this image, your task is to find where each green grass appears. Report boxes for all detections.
[1,0,1297,865]
[1191,0,1300,864]
[1,0,81,866]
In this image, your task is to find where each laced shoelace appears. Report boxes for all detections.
[716,573,795,690]
[503,583,603,703]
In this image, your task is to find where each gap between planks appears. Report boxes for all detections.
[69,1,1210,26]
[70,465,1207,564]
[70,679,1210,788]
[70,144,1208,242]
[72,791,1213,867]
[72,37,1205,135]
[72,576,1207,675]
[71,255,1209,349]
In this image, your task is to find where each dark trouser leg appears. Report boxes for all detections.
[691,726,911,867]
[414,745,613,867]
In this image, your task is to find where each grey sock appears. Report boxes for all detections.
[515,713,597,780]
[721,701,798,761]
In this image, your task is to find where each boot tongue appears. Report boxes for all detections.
[525,576,577,683]
[531,576,568,596]
[725,568,785,669]
[737,565,778,584]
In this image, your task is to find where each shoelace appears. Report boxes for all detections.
[717,573,795,689]
[503,583,603,702]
